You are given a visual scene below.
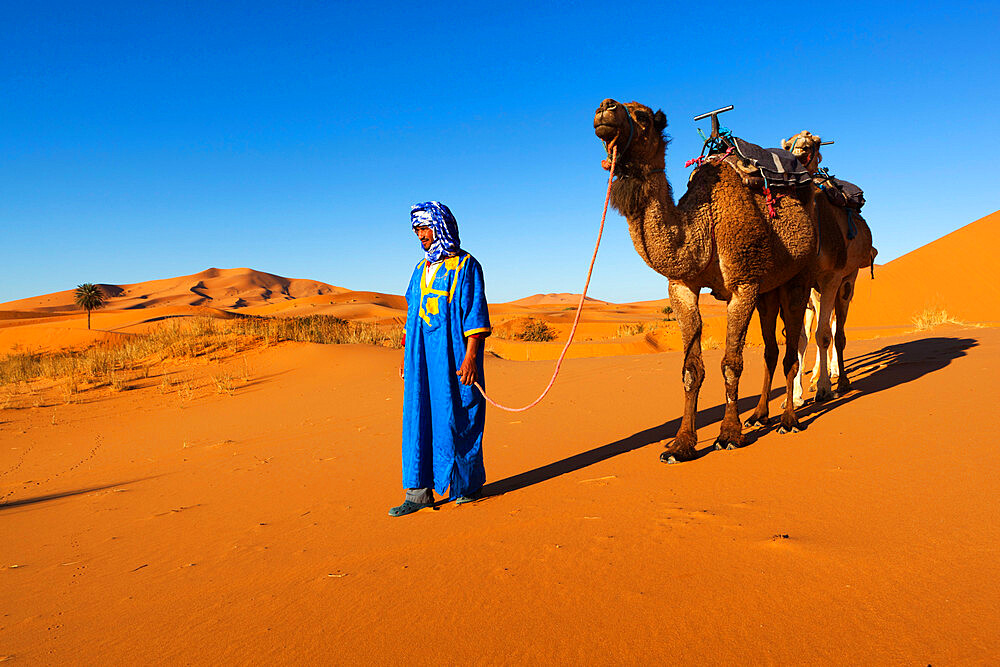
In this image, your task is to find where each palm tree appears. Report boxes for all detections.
[74,283,107,330]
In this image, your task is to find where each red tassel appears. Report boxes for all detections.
[763,186,783,220]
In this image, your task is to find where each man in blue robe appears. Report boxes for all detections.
[390,201,492,517]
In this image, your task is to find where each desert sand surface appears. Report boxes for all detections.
[1,324,998,664]
[2,211,999,663]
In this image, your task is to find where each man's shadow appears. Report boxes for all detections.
[481,336,977,498]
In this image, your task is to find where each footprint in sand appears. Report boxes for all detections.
[655,506,743,531]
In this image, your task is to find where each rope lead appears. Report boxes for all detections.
[474,145,618,412]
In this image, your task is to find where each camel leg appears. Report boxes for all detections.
[828,315,839,383]
[833,271,858,396]
[777,279,809,434]
[812,282,840,403]
[790,291,816,407]
[661,281,704,464]
[746,291,779,428]
[714,283,758,450]
[808,289,823,391]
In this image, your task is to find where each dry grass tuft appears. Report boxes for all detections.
[109,370,131,392]
[212,370,235,396]
[616,322,647,337]
[911,307,964,331]
[0,315,403,389]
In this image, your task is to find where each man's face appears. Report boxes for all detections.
[414,226,434,251]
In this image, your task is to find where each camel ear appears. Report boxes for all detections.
[653,110,667,131]
[781,138,791,150]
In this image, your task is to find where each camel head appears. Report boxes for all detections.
[594,99,667,170]
[782,130,823,174]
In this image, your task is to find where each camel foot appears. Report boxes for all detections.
[836,378,851,396]
[660,449,696,464]
[744,413,770,428]
[713,437,741,451]
[714,421,745,451]
[660,433,697,464]
[776,415,804,434]
[815,386,836,403]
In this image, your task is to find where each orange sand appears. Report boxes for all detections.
[849,209,1000,331]
[2,212,1000,662]
[2,326,998,663]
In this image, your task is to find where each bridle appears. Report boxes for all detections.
[605,104,636,160]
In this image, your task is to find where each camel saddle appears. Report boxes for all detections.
[712,136,813,190]
[812,169,865,210]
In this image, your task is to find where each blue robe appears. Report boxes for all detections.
[402,251,491,497]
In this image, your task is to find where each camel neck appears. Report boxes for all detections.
[618,170,712,280]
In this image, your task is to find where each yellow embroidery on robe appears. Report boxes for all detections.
[418,260,450,326]
[417,255,473,325]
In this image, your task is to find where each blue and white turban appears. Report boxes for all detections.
[411,201,461,263]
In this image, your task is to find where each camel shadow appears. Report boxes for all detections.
[481,388,781,498]
[481,336,977,498]
[792,336,977,427]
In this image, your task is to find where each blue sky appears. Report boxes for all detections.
[2,1,998,304]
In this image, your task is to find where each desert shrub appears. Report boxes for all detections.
[516,319,556,342]
[911,307,963,331]
[616,322,647,337]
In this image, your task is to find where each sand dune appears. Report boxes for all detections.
[241,291,408,322]
[0,267,345,313]
[505,293,610,306]
[849,209,1000,329]
[1,325,997,663]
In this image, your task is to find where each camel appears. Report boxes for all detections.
[593,99,820,463]
[781,131,878,404]
[782,130,823,174]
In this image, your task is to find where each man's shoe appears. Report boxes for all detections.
[455,490,483,505]
[388,500,432,517]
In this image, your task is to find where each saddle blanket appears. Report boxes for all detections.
[814,173,865,210]
[725,136,814,187]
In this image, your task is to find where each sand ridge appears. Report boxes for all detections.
[0,267,346,314]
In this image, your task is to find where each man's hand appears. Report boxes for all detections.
[456,334,484,386]
[399,353,405,380]
[456,353,478,386]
